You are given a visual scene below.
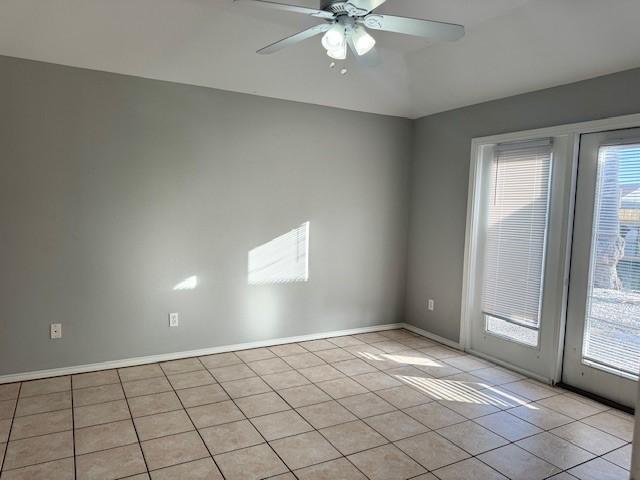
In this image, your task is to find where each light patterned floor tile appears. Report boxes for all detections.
[316,377,368,399]
[551,421,627,455]
[133,409,194,440]
[298,365,345,383]
[603,444,632,470]
[0,457,74,480]
[76,443,146,480]
[297,339,336,352]
[404,402,466,430]
[433,457,507,480]
[437,420,509,455]
[338,392,395,418]
[0,384,21,402]
[175,383,228,408]
[221,376,272,399]
[395,431,470,471]
[473,411,543,441]
[516,432,595,470]
[277,384,331,408]
[73,383,124,407]
[166,370,215,390]
[347,444,426,480]
[235,391,290,417]
[74,419,138,455]
[270,431,341,470]
[200,419,264,454]
[351,372,402,391]
[319,420,387,455]
[199,352,242,369]
[296,400,357,429]
[159,358,203,375]
[140,430,209,470]
[118,364,164,383]
[508,404,573,430]
[262,371,310,390]
[314,348,356,363]
[581,411,634,441]
[3,430,73,470]
[14,392,70,417]
[74,399,130,428]
[19,377,70,398]
[187,400,244,428]
[127,391,182,417]
[72,370,120,390]
[9,409,72,440]
[376,386,432,409]
[150,457,223,480]
[282,353,325,370]
[247,358,292,376]
[294,457,367,479]
[568,457,629,480]
[251,410,313,440]
[214,443,287,480]
[478,444,561,480]
[364,410,429,441]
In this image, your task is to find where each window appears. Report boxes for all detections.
[481,139,553,347]
[582,142,640,377]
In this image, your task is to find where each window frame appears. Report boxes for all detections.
[460,113,640,384]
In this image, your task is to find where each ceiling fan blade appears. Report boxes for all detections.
[344,0,387,16]
[235,0,335,20]
[362,14,465,41]
[257,23,331,55]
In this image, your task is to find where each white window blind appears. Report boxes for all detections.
[582,142,640,376]
[481,138,553,343]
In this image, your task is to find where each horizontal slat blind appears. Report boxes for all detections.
[583,142,640,376]
[481,139,553,329]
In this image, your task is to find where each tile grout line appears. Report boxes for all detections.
[0,383,21,475]
[117,369,152,478]
[194,357,297,479]
[1,330,632,479]
[160,358,230,479]
[70,376,77,480]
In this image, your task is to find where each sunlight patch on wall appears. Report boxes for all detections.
[248,222,309,285]
[173,275,198,291]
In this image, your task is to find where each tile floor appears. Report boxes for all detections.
[0,328,634,479]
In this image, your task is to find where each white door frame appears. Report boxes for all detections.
[460,113,640,384]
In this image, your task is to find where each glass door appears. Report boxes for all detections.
[467,136,573,381]
[563,128,640,408]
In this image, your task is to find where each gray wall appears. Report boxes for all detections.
[405,67,640,342]
[0,56,412,376]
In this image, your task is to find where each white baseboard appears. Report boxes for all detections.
[401,323,463,351]
[0,323,405,384]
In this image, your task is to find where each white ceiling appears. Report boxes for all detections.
[1,0,639,118]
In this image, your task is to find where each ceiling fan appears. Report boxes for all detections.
[235,0,465,61]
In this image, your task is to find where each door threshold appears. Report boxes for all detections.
[557,382,635,415]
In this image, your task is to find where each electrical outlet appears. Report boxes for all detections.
[169,312,179,327]
[50,323,62,339]
[427,299,435,311]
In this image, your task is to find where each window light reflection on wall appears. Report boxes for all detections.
[248,222,310,285]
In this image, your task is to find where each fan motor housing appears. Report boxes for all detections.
[320,1,350,17]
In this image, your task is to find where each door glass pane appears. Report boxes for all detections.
[583,142,640,378]
[481,140,553,346]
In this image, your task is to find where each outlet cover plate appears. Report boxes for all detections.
[169,313,179,327]
[50,323,62,339]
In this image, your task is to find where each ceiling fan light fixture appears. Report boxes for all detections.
[351,26,376,56]
[326,42,347,60]
[321,24,346,51]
